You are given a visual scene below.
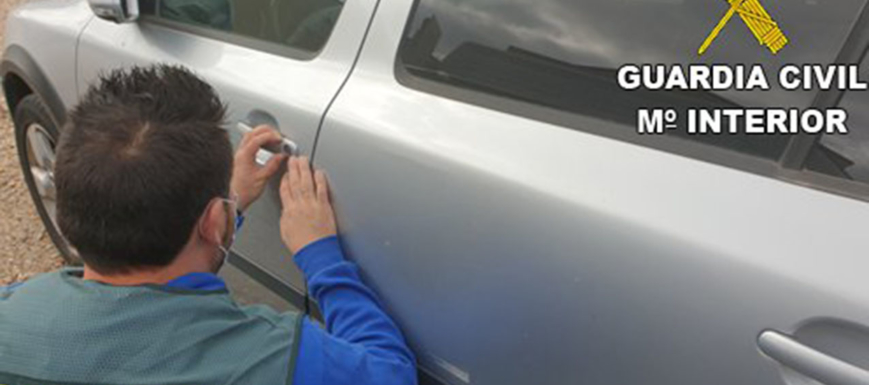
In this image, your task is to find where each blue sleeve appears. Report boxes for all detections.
[291,236,417,385]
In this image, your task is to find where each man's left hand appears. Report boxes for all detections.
[231,126,288,212]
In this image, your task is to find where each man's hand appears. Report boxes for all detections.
[279,156,338,255]
[231,126,287,211]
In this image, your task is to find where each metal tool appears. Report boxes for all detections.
[236,122,298,165]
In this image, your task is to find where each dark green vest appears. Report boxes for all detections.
[0,268,301,385]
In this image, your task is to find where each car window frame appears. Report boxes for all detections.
[781,5,869,201]
[394,0,869,204]
[791,48,869,202]
[136,0,344,62]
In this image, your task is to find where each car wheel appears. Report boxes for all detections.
[12,94,79,264]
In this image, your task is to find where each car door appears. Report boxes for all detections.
[313,0,869,384]
[75,0,377,299]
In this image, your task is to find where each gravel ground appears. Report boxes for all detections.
[0,0,64,286]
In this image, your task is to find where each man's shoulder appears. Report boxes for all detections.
[237,303,304,331]
[0,268,70,300]
[0,284,18,300]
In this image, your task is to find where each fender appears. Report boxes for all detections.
[1,44,68,127]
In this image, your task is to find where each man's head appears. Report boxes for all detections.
[56,65,235,275]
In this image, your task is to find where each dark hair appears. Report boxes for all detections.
[55,65,232,273]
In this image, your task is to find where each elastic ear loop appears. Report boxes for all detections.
[198,199,228,246]
[223,200,235,245]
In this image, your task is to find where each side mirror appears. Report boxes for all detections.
[87,0,139,23]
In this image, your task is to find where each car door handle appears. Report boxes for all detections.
[758,330,869,385]
[236,122,298,166]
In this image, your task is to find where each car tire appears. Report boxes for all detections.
[12,94,79,264]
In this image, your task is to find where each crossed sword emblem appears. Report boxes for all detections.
[699,0,788,55]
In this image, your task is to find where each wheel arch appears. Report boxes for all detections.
[1,44,67,127]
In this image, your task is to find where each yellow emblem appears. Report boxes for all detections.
[699,0,788,55]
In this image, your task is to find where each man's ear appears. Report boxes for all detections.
[197,198,227,246]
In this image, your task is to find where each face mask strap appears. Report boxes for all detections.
[212,194,239,272]
[220,194,239,247]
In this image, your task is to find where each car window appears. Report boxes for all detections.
[141,0,345,52]
[398,0,866,160]
[805,58,869,185]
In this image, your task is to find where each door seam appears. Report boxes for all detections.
[309,0,383,162]
[73,15,96,98]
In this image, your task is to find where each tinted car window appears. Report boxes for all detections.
[399,0,866,160]
[805,58,869,185]
[143,0,345,52]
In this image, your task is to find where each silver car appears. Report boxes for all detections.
[4,0,869,384]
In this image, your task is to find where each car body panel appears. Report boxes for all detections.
[3,0,94,117]
[311,0,869,384]
[4,1,869,385]
[2,45,68,127]
[74,0,378,293]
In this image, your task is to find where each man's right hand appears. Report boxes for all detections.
[232,126,287,212]
[279,156,338,255]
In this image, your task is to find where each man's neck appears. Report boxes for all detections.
[82,266,179,286]
[81,249,215,286]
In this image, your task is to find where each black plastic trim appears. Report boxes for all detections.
[781,0,869,170]
[226,250,322,321]
[780,167,869,202]
[418,366,451,385]
[1,45,68,127]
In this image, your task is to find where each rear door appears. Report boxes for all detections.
[75,0,376,297]
[313,0,869,384]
